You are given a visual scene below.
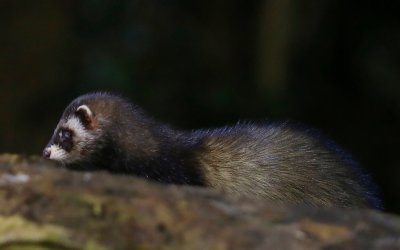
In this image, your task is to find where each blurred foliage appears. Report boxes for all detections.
[0,0,399,211]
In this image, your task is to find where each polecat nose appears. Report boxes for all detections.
[43,148,51,159]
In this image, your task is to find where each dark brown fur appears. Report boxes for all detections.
[44,92,382,209]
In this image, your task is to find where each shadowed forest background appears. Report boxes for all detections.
[1,1,399,212]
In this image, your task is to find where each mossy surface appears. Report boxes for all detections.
[0,154,399,249]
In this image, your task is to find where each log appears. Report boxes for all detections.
[0,154,399,249]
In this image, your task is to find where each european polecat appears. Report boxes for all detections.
[43,92,382,209]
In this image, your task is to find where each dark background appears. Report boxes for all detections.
[1,1,399,212]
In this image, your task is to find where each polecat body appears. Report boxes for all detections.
[43,92,382,209]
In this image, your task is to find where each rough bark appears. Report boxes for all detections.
[0,153,399,250]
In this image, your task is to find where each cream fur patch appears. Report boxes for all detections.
[65,117,86,137]
[47,144,68,161]
[65,116,96,145]
[77,105,92,117]
[65,116,97,160]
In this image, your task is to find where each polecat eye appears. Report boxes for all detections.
[59,129,72,142]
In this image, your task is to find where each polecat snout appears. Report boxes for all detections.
[43,92,382,209]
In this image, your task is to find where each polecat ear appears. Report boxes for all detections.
[75,105,96,129]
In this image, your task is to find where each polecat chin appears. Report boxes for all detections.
[43,92,382,209]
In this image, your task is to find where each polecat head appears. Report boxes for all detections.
[43,97,103,164]
[43,92,161,166]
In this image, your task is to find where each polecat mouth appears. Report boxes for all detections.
[43,144,69,162]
